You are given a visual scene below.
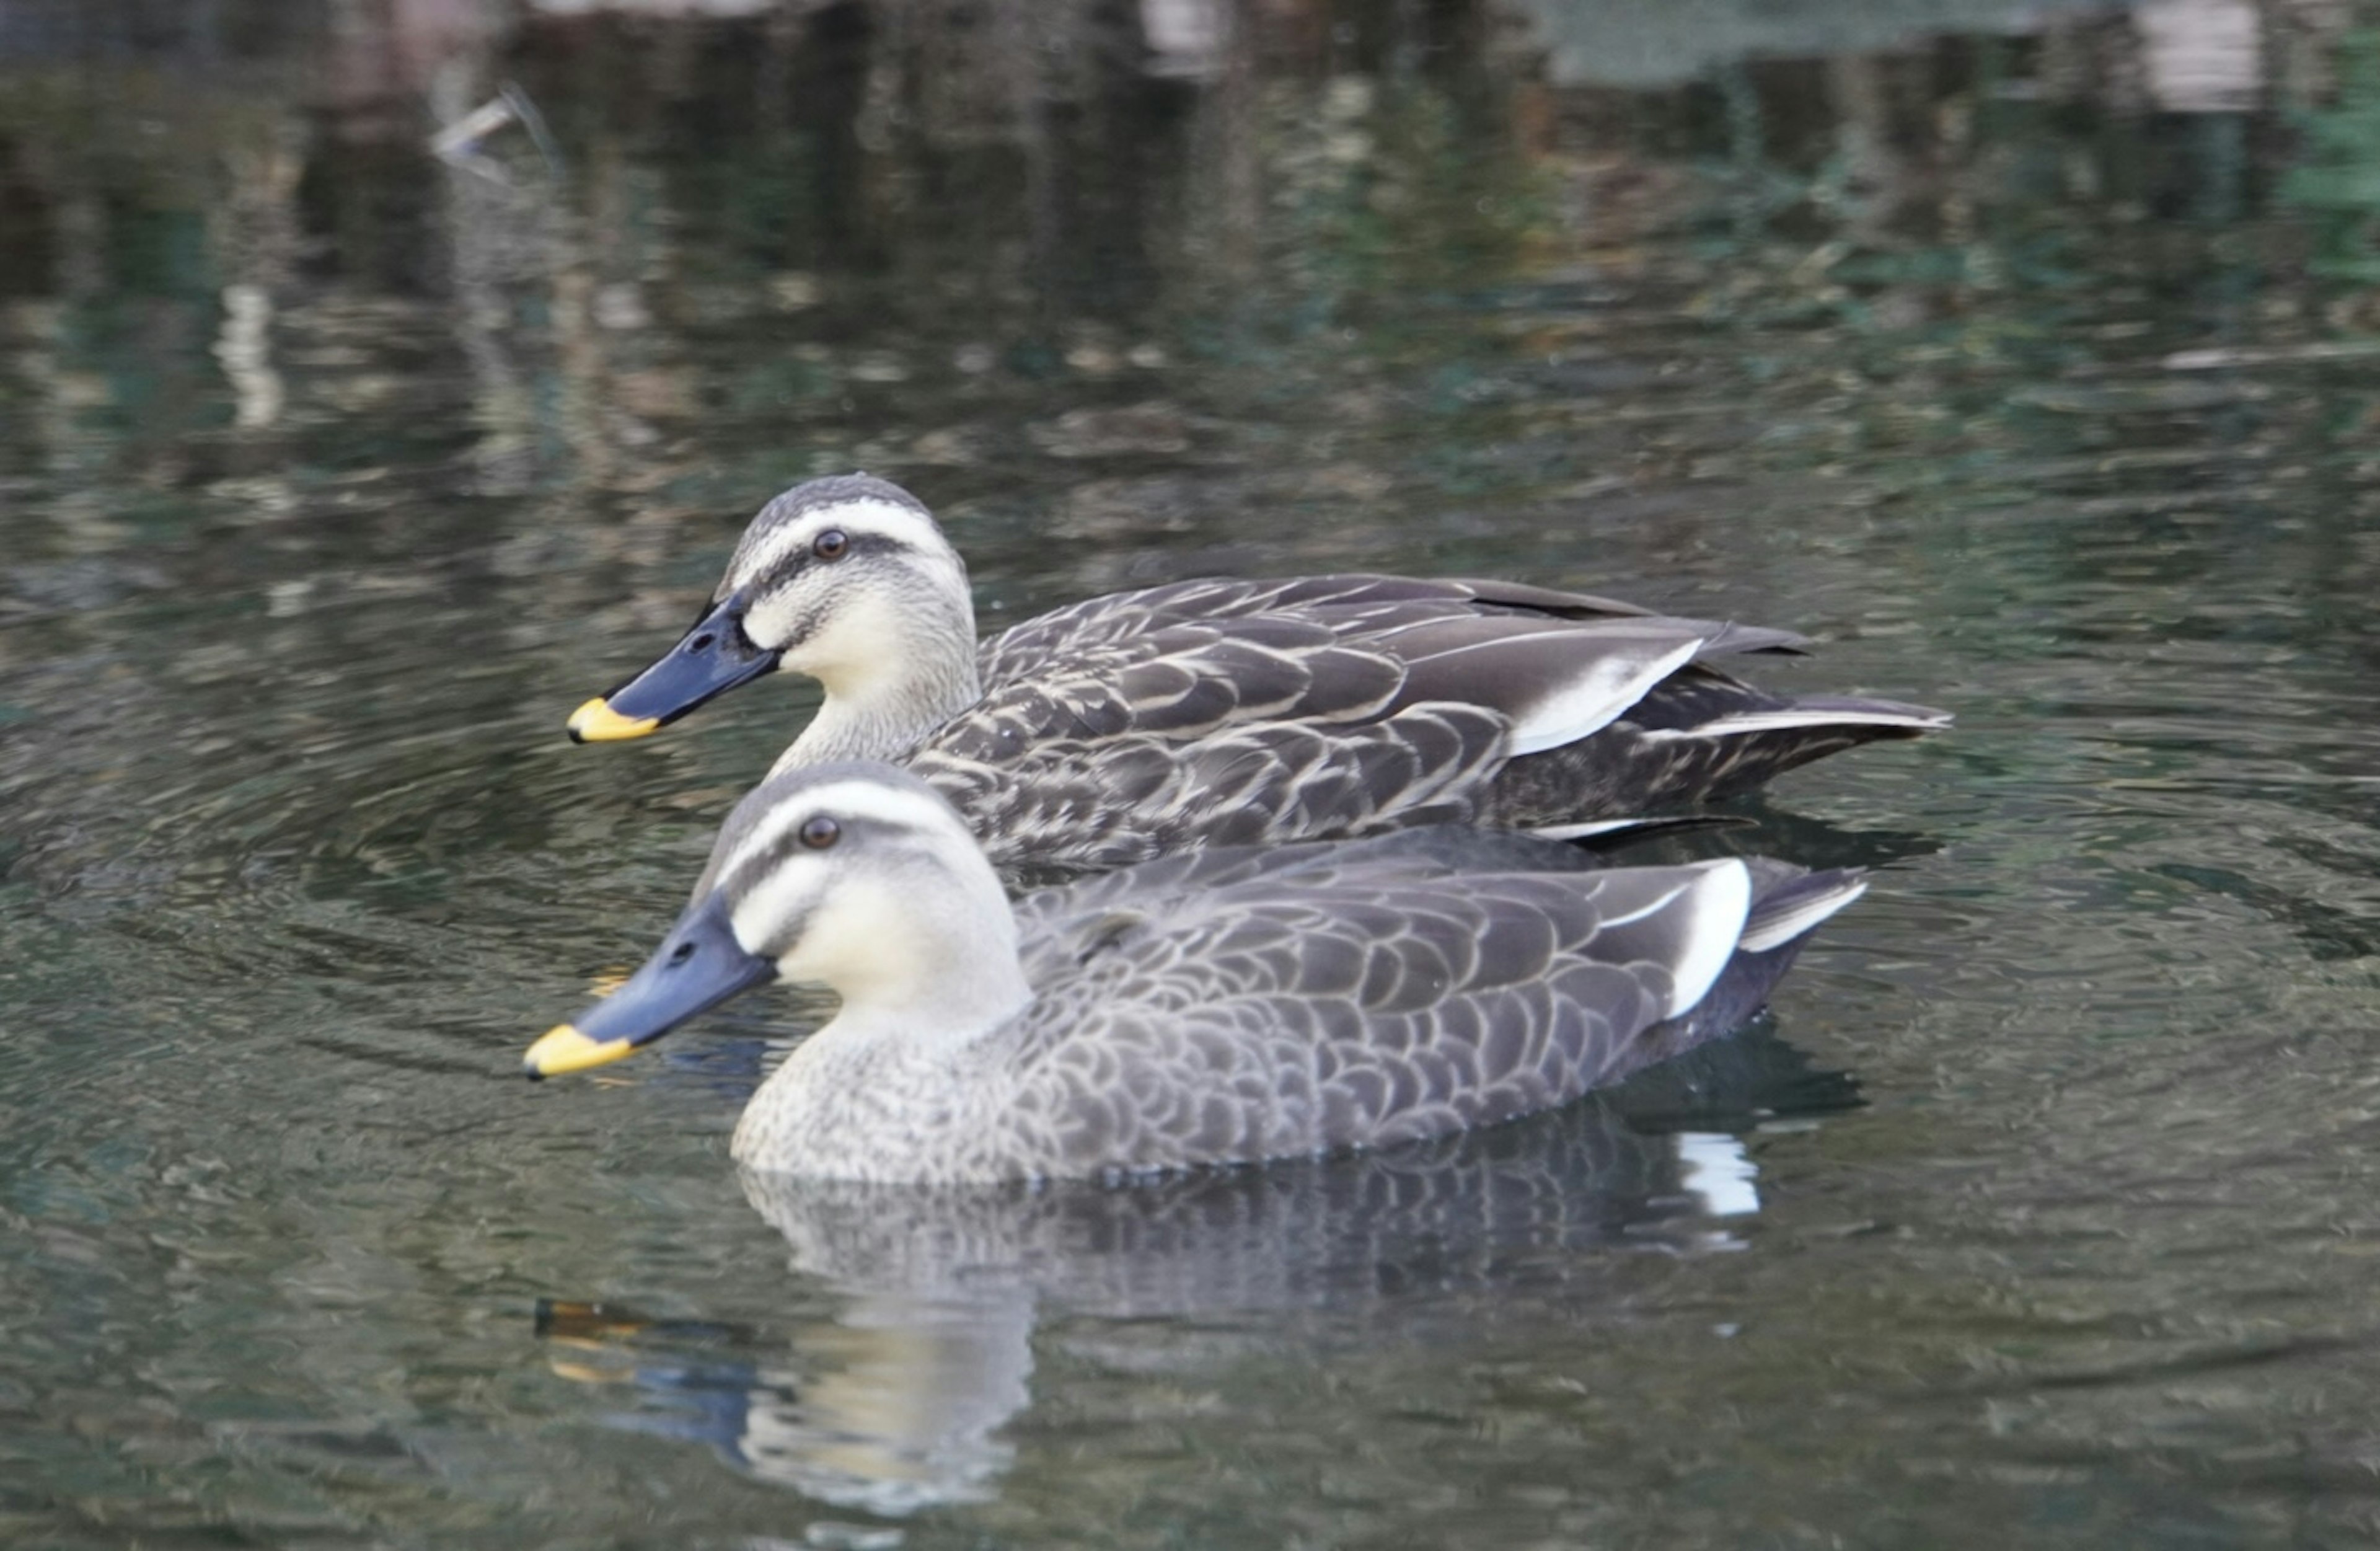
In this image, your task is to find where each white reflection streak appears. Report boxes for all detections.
[1142,0,1225,80]
[213,284,283,430]
[2135,0,2262,114]
[1675,1131,1760,1220]
[734,1294,1032,1516]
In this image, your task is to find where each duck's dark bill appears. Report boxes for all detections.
[565,591,778,742]
[524,894,777,1079]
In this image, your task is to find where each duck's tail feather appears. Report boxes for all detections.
[1625,864,1868,1069]
[1644,696,1951,740]
[1737,865,1869,953]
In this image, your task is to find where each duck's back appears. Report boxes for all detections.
[920,575,1865,874]
[972,573,1668,678]
[978,833,1831,1178]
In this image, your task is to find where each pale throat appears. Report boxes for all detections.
[779,590,984,766]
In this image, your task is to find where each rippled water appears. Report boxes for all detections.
[6,2,2380,1545]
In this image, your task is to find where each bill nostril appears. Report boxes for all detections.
[669,942,696,966]
[689,632,715,652]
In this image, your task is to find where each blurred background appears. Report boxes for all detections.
[6,1,2380,1547]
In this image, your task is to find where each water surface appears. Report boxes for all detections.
[4,2,2379,1545]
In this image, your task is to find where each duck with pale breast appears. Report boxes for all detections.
[523,762,1867,1183]
[566,476,1947,874]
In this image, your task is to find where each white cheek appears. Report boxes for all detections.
[772,875,923,995]
[729,865,821,965]
[783,588,909,681]
[742,585,810,653]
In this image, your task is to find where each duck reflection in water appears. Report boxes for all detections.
[534,1034,1856,1516]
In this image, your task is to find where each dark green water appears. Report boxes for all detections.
[5,2,2380,1545]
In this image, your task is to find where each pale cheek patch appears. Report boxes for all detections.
[786,588,910,680]
[775,874,929,992]
[743,587,808,653]
[729,867,822,961]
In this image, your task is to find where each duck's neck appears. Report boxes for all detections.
[774,594,983,772]
[728,999,1033,1179]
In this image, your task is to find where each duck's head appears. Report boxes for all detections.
[524,761,1026,1079]
[566,475,977,743]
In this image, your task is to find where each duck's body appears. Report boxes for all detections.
[732,824,1863,1183]
[526,765,1866,1184]
[569,478,1947,874]
[906,572,1939,875]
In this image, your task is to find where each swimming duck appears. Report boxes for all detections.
[523,762,1866,1183]
[565,476,1946,875]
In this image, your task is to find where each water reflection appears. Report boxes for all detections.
[7,0,2380,1545]
[539,1032,1844,1515]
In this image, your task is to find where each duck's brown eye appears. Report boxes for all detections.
[812,529,849,560]
[798,816,840,850]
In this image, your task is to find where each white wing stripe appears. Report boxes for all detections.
[1662,859,1752,1018]
[1504,637,1703,757]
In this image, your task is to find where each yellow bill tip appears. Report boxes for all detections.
[523,1023,637,1079]
[566,697,660,743]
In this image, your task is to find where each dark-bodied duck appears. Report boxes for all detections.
[523,762,1866,1183]
[567,475,1946,873]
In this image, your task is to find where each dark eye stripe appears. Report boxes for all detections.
[717,815,934,906]
[760,531,906,592]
